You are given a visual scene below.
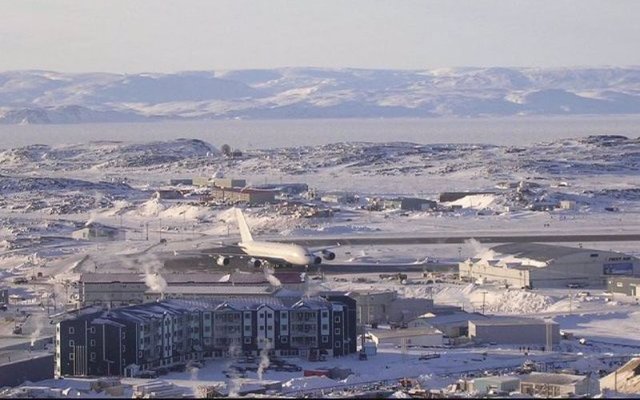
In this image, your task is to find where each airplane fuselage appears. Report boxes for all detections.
[238,240,320,266]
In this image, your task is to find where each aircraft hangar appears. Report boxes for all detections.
[459,243,640,289]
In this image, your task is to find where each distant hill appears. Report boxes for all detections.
[1,67,640,123]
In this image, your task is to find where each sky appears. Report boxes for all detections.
[0,0,639,73]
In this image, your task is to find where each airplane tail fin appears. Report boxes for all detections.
[235,208,254,243]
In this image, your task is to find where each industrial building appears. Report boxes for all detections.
[519,372,598,397]
[470,376,521,395]
[78,272,306,307]
[469,317,559,346]
[409,310,488,338]
[342,291,434,326]
[254,183,309,196]
[55,295,357,377]
[439,191,495,203]
[368,326,443,347]
[71,223,125,242]
[459,243,640,288]
[207,187,276,205]
[600,357,640,394]
[382,197,437,211]
[606,276,640,297]
[192,177,246,188]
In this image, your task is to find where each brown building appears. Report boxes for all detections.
[207,187,276,205]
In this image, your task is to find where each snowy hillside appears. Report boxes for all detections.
[2,67,640,123]
[0,135,638,220]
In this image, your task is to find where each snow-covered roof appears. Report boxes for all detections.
[80,273,145,283]
[80,272,301,285]
[520,372,586,386]
[472,376,521,384]
[414,311,487,326]
[157,285,275,295]
[369,327,442,339]
[471,316,557,327]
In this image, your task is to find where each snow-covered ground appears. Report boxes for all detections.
[0,133,639,395]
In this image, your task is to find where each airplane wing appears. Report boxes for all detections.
[308,243,341,253]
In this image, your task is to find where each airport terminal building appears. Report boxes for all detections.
[459,243,640,289]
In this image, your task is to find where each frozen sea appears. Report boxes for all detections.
[0,116,639,149]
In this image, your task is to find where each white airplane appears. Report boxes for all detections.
[212,208,336,268]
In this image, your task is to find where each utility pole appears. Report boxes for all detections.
[569,291,573,315]
[481,291,487,315]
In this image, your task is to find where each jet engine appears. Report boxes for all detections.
[321,250,336,261]
[249,258,262,268]
[216,256,230,266]
[313,256,322,265]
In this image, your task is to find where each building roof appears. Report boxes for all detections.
[491,243,604,262]
[211,187,277,194]
[80,273,145,284]
[607,276,640,284]
[473,376,521,384]
[471,316,557,327]
[369,327,442,339]
[63,296,339,325]
[520,372,586,386]
[80,272,303,285]
[413,311,488,326]
[153,286,276,296]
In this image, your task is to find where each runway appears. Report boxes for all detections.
[161,232,639,274]
[272,232,640,246]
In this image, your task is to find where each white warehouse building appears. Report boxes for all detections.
[459,243,640,289]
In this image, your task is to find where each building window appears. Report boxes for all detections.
[259,313,264,318]
[90,352,96,361]
[244,337,251,344]
[281,324,288,331]
[122,345,126,352]
[90,327,96,334]
[244,325,251,332]
[90,339,96,347]
[321,311,328,318]
[69,340,74,347]
[281,336,288,343]
[267,326,273,331]
[335,341,341,347]
[122,332,126,339]
[322,336,328,343]
[68,327,75,334]
[335,328,341,335]
[267,314,273,319]
[322,324,328,330]
[69,353,75,361]
[334,316,341,323]
[260,326,264,331]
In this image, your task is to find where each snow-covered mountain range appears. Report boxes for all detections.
[2,67,640,123]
